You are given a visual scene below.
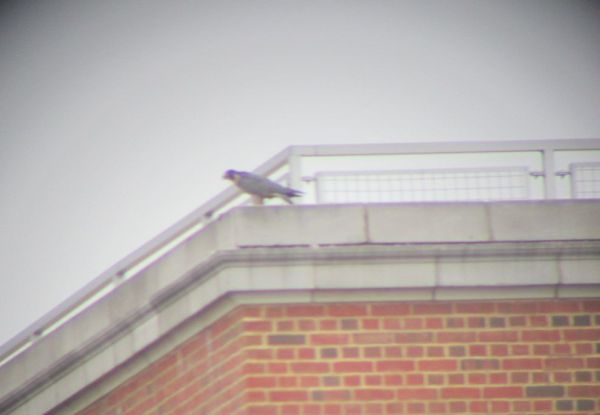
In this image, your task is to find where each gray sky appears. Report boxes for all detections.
[1,0,600,346]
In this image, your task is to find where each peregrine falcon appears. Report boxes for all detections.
[223,169,303,205]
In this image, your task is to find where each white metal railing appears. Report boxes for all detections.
[1,138,599,367]
[313,166,530,203]
[570,162,600,199]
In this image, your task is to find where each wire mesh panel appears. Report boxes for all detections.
[314,167,530,203]
[570,162,600,198]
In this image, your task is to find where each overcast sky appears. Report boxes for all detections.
[1,0,600,346]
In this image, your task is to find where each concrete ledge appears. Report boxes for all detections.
[1,201,599,414]
[367,203,491,242]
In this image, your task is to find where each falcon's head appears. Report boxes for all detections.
[223,169,240,181]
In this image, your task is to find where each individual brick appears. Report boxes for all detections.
[298,320,316,331]
[529,315,548,326]
[489,317,506,328]
[397,388,438,400]
[455,302,496,313]
[321,376,340,387]
[269,390,309,402]
[298,348,315,359]
[467,317,485,328]
[396,332,433,343]
[533,400,552,412]
[551,315,569,326]
[425,317,443,329]
[333,361,373,373]
[437,331,477,343]
[412,303,453,314]
[521,329,560,342]
[285,305,325,317]
[568,385,600,397]
[526,385,564,397]
[320,348,338,359]
[573,315,591,326]
[426,346,444,357]
[371,303,411,316]
[353,333,396,344]
[467,373,486,384]
[564,328,600,341]
[427,374,444,385]
[376,360,415,372]
[290,362,329,374]
[312,390,351,401]
[545,357,584,370]
[361,319,379,330]
[582,301,600,312]
[441,387,480,399]
[365,375,382,386]
[247,376,277,388]
[328,304,368,317]
[469,401,488,413]
[574,371,592,382]
[576,400,595,411]
[502,358,542,370]
[478,331,518,342]
[364,347,382,358]
[341,319,358,330]
[556,400,573,411]
[483,386,523,398]
[446,317,464,328]
[354,389,394,401]
[449,346,465,357]
[417,359,457,371]
[310,334,349,345]
[461,359,499,371]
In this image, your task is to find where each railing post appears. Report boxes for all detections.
[288,151,303,203]
[542,148,557,199]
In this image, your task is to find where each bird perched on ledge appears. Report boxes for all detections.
[223,169,303,205]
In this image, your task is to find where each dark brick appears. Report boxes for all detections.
[489,317,506,328]
[526,385,564,397]
[556,400,573,411]
[576,400,594,411]
[573,315,591,326]
[268,334,305,345]
[321,348,338,358]
[552,315,569,326]
[575,371,592,382]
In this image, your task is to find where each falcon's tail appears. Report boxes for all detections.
[286,189,303,198]
[280,188,303,204]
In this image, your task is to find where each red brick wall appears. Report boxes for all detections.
[78,300,600,415]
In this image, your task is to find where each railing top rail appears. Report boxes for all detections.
[291,138,600,157]
[1,138,599,364]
